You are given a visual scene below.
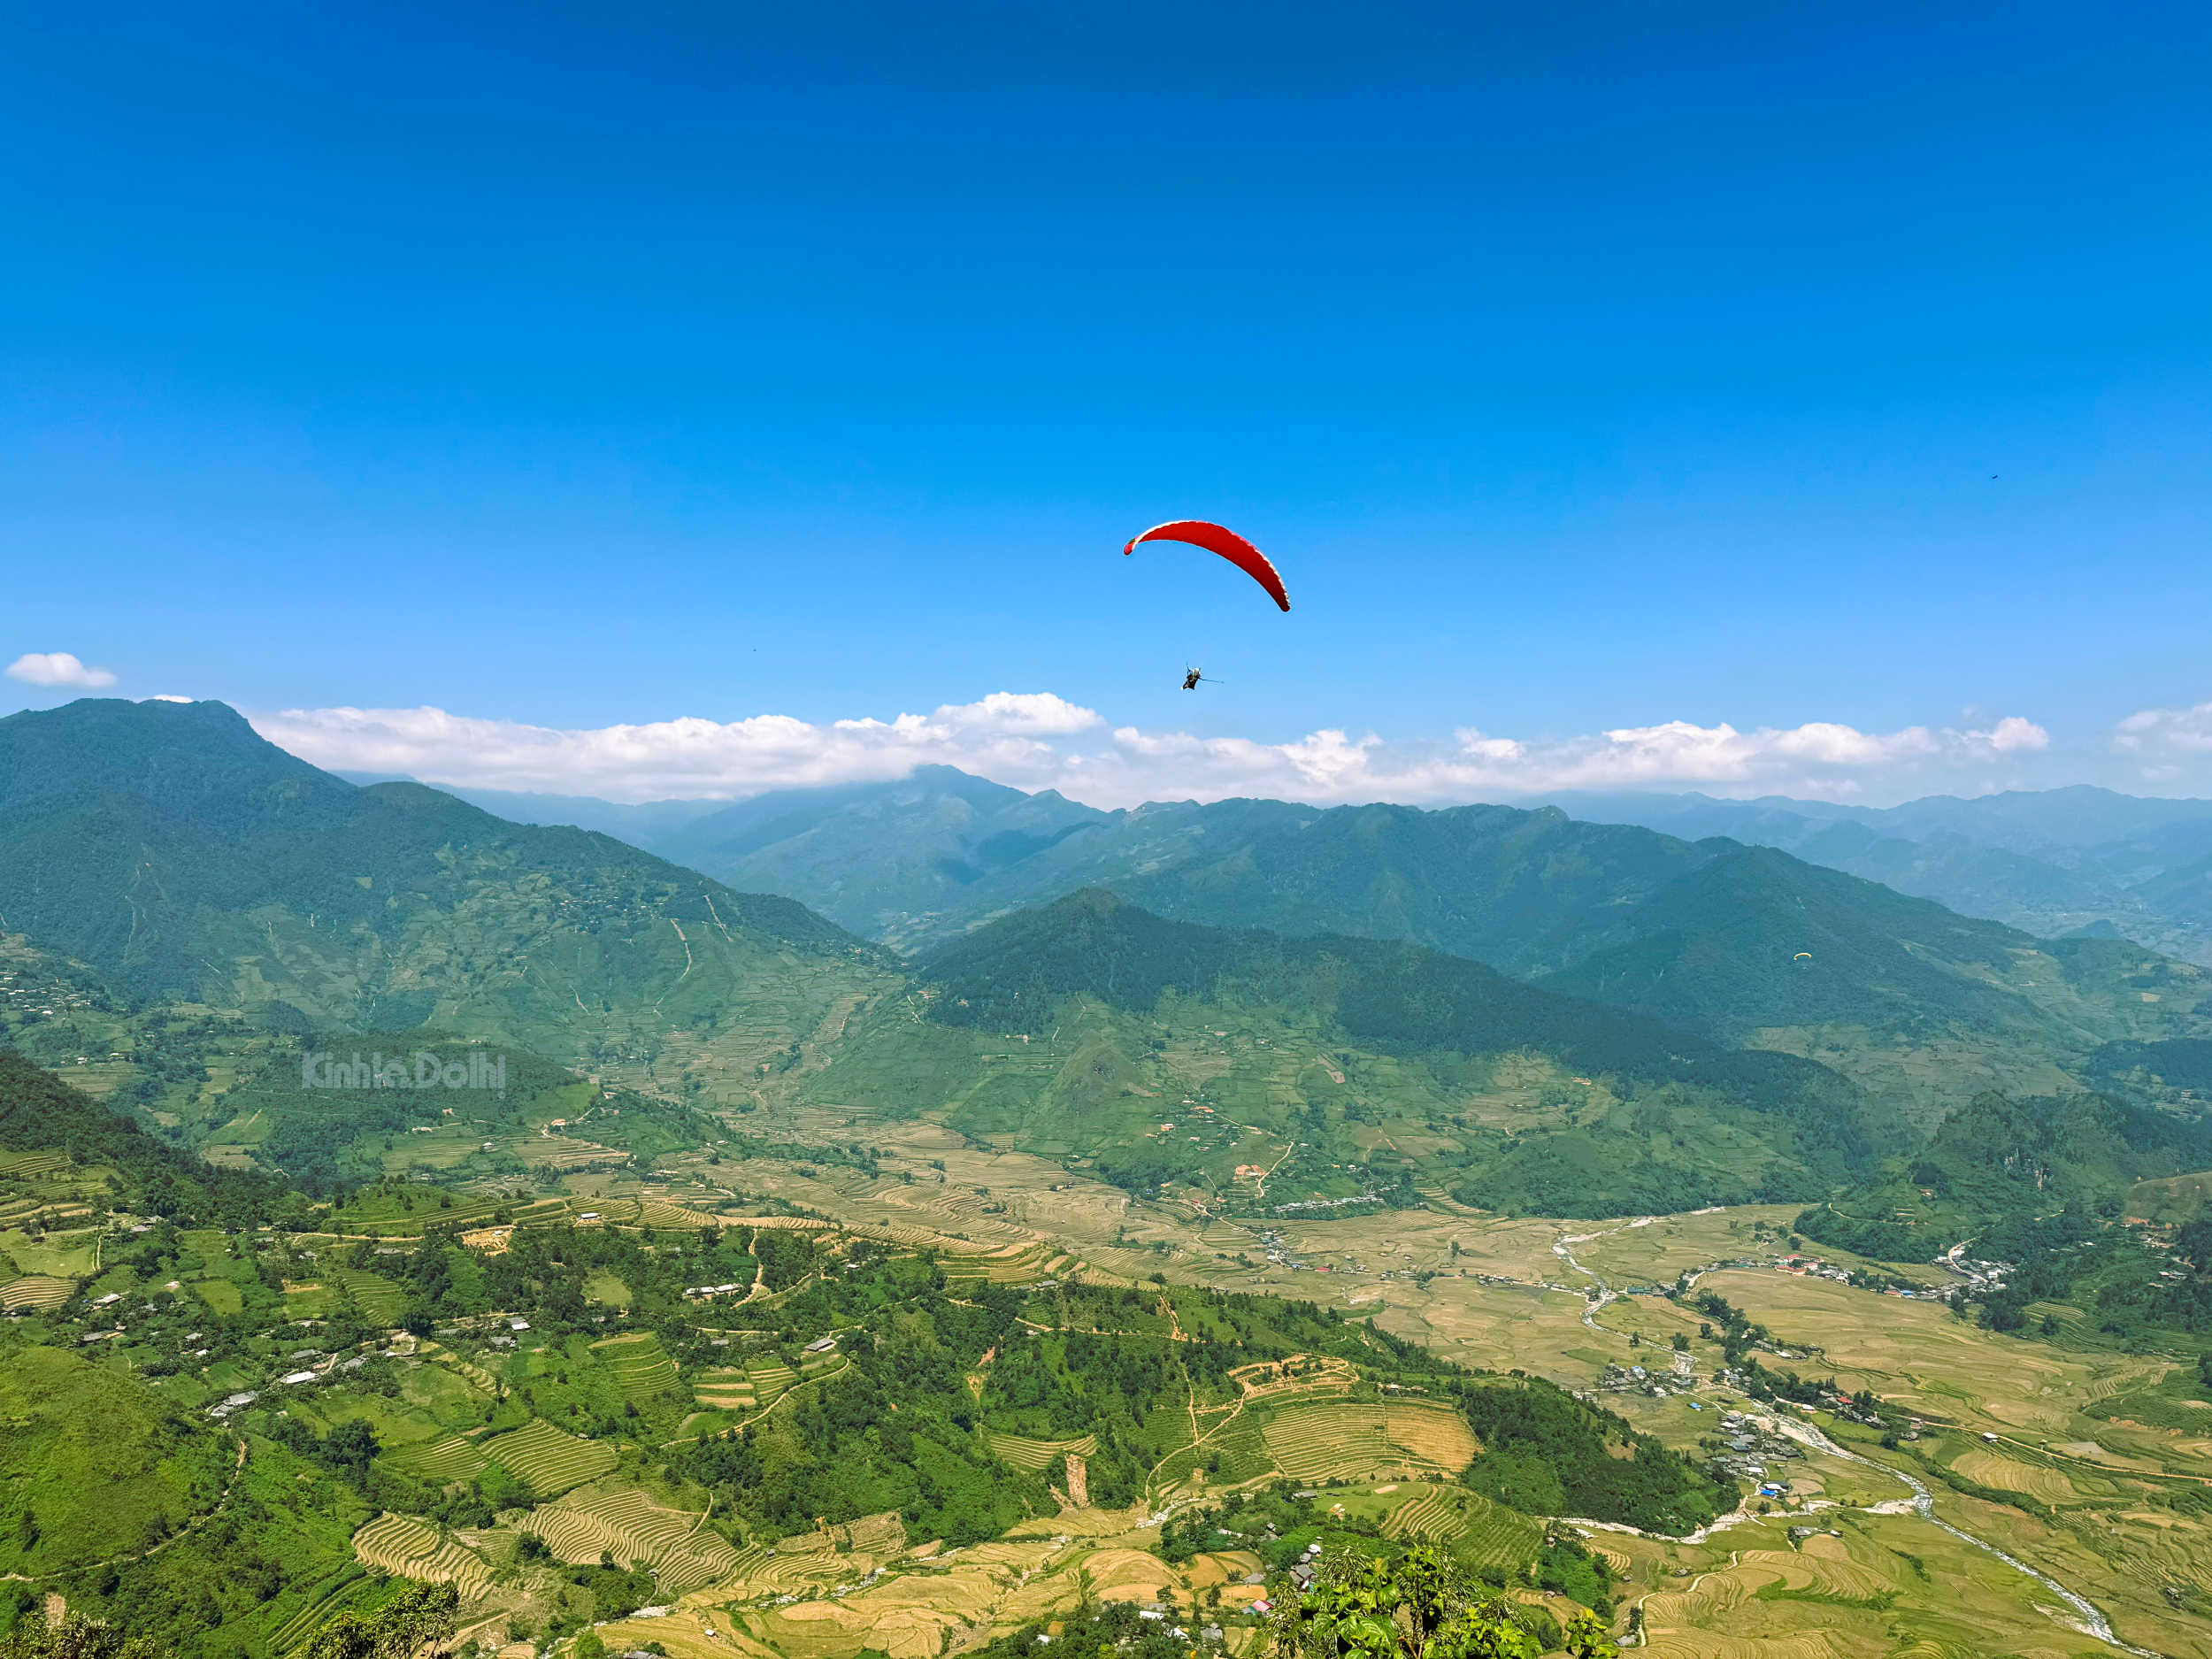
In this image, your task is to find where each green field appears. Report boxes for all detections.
[386,1433,493,1482]
[0,1347,232,1574]
[191,1277,244,1316]
[589,1333,680,1402]
[987,1432,1097,1472]
[482,1417,620,1496]
[326,1267,407,1323]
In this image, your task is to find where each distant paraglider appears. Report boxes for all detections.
[1123,520,1290,611]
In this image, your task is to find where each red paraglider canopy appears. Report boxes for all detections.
[1122,519,1289,611]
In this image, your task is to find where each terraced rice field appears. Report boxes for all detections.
[0,1275,74,1310]
[1259,1400,1478,1484]
[1950,1447,2081,1502]
[638,1199,726,1229]
[1378,1484,1459,1540]
[746,1359,797,1405]
[692,1367,757,1411]
[350,1512,492,1598]
[483,1417,619,1495]
[327,1268,407,1324]
[1456,1496,1541,1570]
[591,1332,680,1402]
[1379,1402,1479,1469]
[937,1240,1077,1285]
[1204,1418,1276,1483]
[449,1526,518,1565]
[530,1485,747,1594]
[419,1343,502,1394]
[264,1563,371,1653]
[330,1194,551,1237]
[987,1432,1097,1472]
[471,1132,611,1172]
[0,1151,69,1178]
[392,1434,493,1481]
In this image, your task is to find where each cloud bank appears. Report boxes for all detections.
[2116,700,2212,781]
[7,651,117,688]
[251,694,2078,810]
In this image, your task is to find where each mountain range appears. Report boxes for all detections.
[6,698,2212,1210]
[424,762,2212,1123]
[1525,787,2212,963]
[429,764,2212,970]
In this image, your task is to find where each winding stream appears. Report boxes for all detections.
[1551,1224,2162,1655]
[1772,1413,2159,1655]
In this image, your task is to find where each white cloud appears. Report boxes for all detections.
[249,694,2057,810]
[6,651,117,688]
[2116,700,2212,761]
[147,694,194,704]
[251,693,1106,802]
[1052,714,2051,808]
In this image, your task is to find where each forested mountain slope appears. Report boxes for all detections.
[1539,785,2212,964]
[652,765,1120,940]
[619,768,2212,1124]
[1540,846,2212,1120]
[1792,1082,2212,1348]
[0,699,896,1079]
[794,890,1910,1217]
[13,708,2205,1142]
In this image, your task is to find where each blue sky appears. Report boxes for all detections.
[6,3,2211,804]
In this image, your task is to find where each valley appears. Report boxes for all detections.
[4,700,2212,1659]
[13,13,2209,1659]
[15,1075,2209,1659]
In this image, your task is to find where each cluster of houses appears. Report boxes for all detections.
[204,1348,376,1416]
[1268,1191,1385,1215]
[1597,1360,1693,1399]
[1712,1409,1804,1488]
[1775,1252,1955,1300]
[1937,1243,2015,1297]
[1254,1230,1313,1272]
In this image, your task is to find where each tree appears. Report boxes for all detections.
[1268,1546,1539,1659]
[323,1418,381,1486]
[302,1582,459,1659]
[1562,1610,1618,1659]
[1,1615,162,1659]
